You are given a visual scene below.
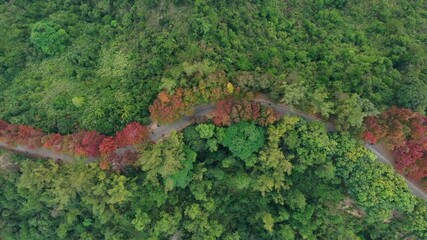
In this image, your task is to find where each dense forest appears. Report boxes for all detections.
[1,118,427,239]
[1,0,427,239]
[1,0,426,134]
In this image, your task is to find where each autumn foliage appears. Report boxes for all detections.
[394,141,424,173]
[17,125,44,149]
[149,74,237,123]
[149,88,189,123]
[115,122,149,147]
[106,150,138,172]
[0,120,8,131]
[212,98,233,126]
[43,134,63,152]
[71,131,86,156]
[0,123,44,148]
[0,124,19,144]
[0,120,150,171]
[213,99,278,126]
[362,107,427,180]
[82,131,106,157]
[99,137,117,155]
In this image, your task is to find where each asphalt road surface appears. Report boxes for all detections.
[1,97,426,200]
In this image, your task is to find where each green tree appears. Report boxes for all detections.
[334,94,378,131]
[195,124,215,139]
[282,120,333,172]
[307,87,335,118]
[183,125,207,152]
[221,122,265,160]
[400,199,427,239]
[333,134,416,220]
[137,132,196,191]
[30,21,69,56]
[396,76,427,114]
[254,117,299,195]
[346,157,415,220]
[279,73,307,106]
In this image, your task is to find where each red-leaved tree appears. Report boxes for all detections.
[394,141,424,173]
[212,99,277,126]
[106,150,138,172]
[0,120,8,132]
[363,116,387,144]
[71,131,106,157]
[43,134,63,152]
[212,98,233,126]
[362,131,378,145]
[362,107,427,180]
[230,100,259,123]
[17,125,44,149]
[81,131,105,157]
[115,122,149,147]
[149,88,188,123]
[99,136,117,156]
[408,157,427,181]
[1,124,19,144]
[258,107,278,126]
[71,131,86,156]
[363,107,426,148]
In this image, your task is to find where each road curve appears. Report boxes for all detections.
[364,144,427,200]
[253,95,427,200]
[149,104,215,141]
[1,97,426,200]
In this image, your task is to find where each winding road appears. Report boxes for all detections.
[150,95,427,200]
[1,96,426,200]
[253,95,427,200]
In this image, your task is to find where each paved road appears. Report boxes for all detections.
[253,95,427,200]
[145,95,427,200]
[149,104,215,141]
[364,144,427,200]
[0,142,75,162]
[1,97,425,200]
[252,97,336,131]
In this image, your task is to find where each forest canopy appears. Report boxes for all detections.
[0,0,426,239]
[1,118,426,239]
[0,0,426,134]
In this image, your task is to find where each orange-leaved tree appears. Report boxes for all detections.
[149,88,188,123]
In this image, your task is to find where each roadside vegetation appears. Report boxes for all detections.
[0,0,426,239]
[1,118,426,239]
[1,0,425,134]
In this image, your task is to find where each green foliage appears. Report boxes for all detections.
[396,76,427,114]
[333,134,416,220]
[307,87,335,118]
[137,132,196,191]
[169,148,196,189]
[183,125,207,152]
[30,21,69,56]
[0,0,426,237]
[279,73,307,106]
[402,199,427,239]
[221,122,265,160]
[334,94,378,131]
[0,0,425,133]
[0,160,143,239]
[195,124,215,139]
[339,154,415,219]
[283,119,333,172]
[1,118,427,239]
[255,117,299,195]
